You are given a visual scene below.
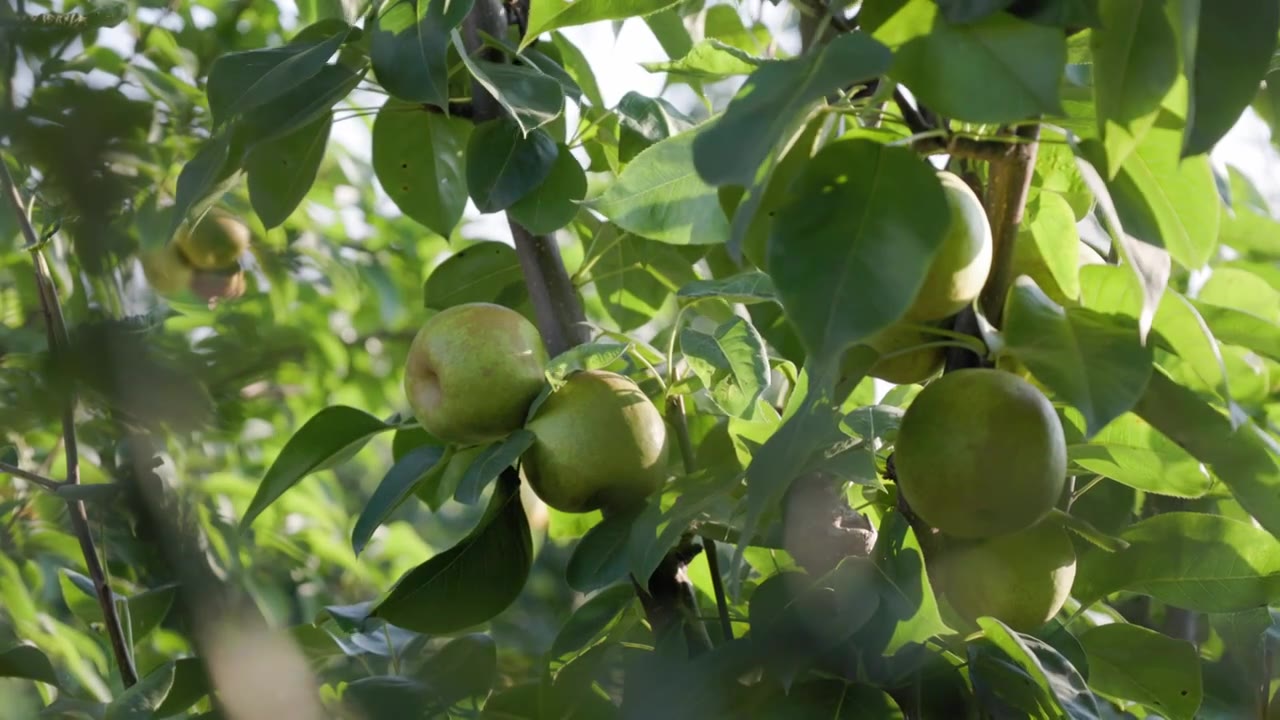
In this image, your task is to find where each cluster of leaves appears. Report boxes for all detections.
[3,0,1280,718]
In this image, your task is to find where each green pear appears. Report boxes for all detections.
[865,322,946,385]
[937,521,1077,632]
[141,244,192,297]
[522,370,668,513]
[404,303,549,446]
[894,368,1067,538]
[906,172,994,321]
[176,209,252,270]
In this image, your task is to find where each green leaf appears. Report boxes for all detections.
[373,100,471,237]
[465,118,558,213]
[550,584,635,657]
[692,32,891,187]
[681,317,770,418]
[206,24,351,126]
[242,406,394,528]
[594,128,731,246]
[344,676,432,719]
[507,143,587,234]
[124,584,178,642]
[1079,623,1202,719]
[1198,267,1280,321]
[1003,277,1153,436]
[416,634,498,707]
[153,658,210,718]
[246,112,331,229]
[455,34,564,134]
[1090,0,1178,175]
[862,510,950,657]
[236,59,366,146]
[1183,0,1280,157]
[524,0,681,48]
[545,342,630,382]
[352,445,448,556]
[728,114,824,266]
[566,507,638,592]
[104,661,177,720]
[170,133,239,234]
[976,618,1101,719]
[1097,119,1221,269]
[615,91,688,163]
[677,272,777,306]
[424,241,527,310]
[1193,301,1280,364]
[935,0,1017,23]
[455,430,536,505]
[551,33,603,109]
[1073,511,1280,612]
[1022,192,1085,302]
[370,0,473,108]
[769,139,949,362]
[1134,370,1280,537]
[372,472,533,633]
[0,644,58,686]
[1069,412,1211,498]
[1219,166,1280,256]
[641,40,760,83]
[591,233,699,330]
[1068,147,1172,341]
[867,0,1065,123]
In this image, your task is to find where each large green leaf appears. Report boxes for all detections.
[594,128,731,246]
[934,0,1017,23]
[507,143,587,234]
[1098,119,1220,269]
[242,406,395,528]
[372,472,533,633]
[523,0,681,48]
[415,634,498,708]
[423,241,528,310]
[235,59,366,147]
[768,139,949,362]
[1078,623,1202,719]
[680,316,770,418]
[976,619,1101,719]
[1198,267,1280,321]
[642,40,760,83]
[370,0,473,108]
[1020,192,1084,302]
[0,645,58,687]
[757,680,904,718]
[1090,0,1178,175]
[691,32,891,187]
[352,445,447,556]
[1003,278,1153,436]
[866,0,1065,123]
[1073,511,1280,612]
[677,272,777,305]
[206,24,351,126]
[1134,370,1280,536]
[566,507,637,592]
[1069,412,1211,498]
[246,113,331,229]
[466,119,558,213]
[153,658,210,718]
[861,510,950,658]
[590,232,699,330]
[372,100,471,237]
[1193,301,1280,364]
[1182,0,1280,157]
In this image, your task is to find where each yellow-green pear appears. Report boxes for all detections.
[937,521,1077,632]
[906,172,993,321]
[141,244,192,296]
[894,368,1066,538]
[404,303,549,446]
[522,370,668,514]
[865,322,946,385]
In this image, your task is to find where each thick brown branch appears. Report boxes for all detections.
[977,124,1040,326]
[1,159,139,687]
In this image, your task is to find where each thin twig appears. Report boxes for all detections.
[1,158,139,688]
[0,461,60,491]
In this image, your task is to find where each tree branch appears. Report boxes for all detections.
[462,0,589,354]
[0,461,60,491]
[977,124,1040,326]
[1,158,139,688]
